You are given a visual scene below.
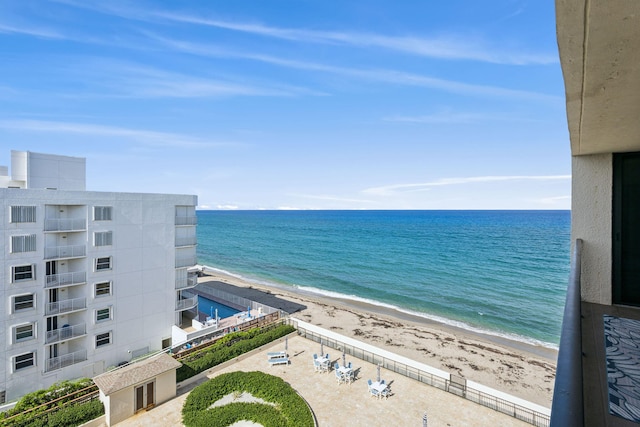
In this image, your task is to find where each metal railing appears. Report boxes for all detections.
[293,319,550,427]
[45,271,87,288]
[44,244,86,260]
[195,283,282,316]
[175,216,197,226]
[176,273,198,290]
[45,323,87,344]
[176,255,198,268]
[175,296,198,311]
[550,239,583,427]
[44,218,86,232]
[175,236,197,247]
[45,349,87,372]
[45,297,87,316]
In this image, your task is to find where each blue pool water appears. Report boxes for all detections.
[197,295,241,319]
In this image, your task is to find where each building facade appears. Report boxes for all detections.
[1,150,198,402]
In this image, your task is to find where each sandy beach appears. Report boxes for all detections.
[197,270,557,408]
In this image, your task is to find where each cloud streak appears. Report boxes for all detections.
[0,119,233,148]
[363,175,572,196]
[154,13,556,65]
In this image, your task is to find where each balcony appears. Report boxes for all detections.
[176,254,198,268]
[45,271,87,289]
[45,297,87,316]
[45,323,86,345]
[45,349,87,373]
[176,296,198,311]
[44,218,86,232]
[175,215,197,226]
[175,236,197,247]
[44,245,86,260]
[175,273,198,290]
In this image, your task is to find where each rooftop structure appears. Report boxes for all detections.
[0,150,198,403]
[553,1,640,425]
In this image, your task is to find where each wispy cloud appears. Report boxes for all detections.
[0,119,232,148]
[146,35,559,101]
[384,110,537,124]
[537,195,571,205]
[154,13,556,65]
[363,175,572,196]
[0,23,65,39]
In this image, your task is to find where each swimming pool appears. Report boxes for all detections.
[197,295,241,319]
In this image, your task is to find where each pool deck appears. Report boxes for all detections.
[113,335,531,427]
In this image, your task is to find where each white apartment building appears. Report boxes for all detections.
[1,150,198,403]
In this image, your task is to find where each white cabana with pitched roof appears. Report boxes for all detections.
[93,353,181,426]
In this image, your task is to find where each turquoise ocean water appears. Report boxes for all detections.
[196,210,570,349]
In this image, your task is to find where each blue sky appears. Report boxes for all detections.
[0,0,570,210]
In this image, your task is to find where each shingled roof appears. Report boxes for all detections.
[93,353,181,395]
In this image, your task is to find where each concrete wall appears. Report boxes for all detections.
[571,153,612,305]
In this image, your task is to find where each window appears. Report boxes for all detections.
[10,235,36,253]
[12,265,35,282]
[14,352,35,371]
[95,282,112,297]
[613,152,640,304]
[95,257,112,271]
[14,324,35,342]
[94,206,112,221]
[13,294,34,312]
[94,231,113,247]
[96,307,112,322]
[10,206,36,223]
[96,332,112,347]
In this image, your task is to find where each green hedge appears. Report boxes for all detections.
[182,371,314,427]
[1,399,104,427]
[0,379,104,427]
[176,324,295,381]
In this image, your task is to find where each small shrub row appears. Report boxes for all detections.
[182,371,314,427]
[1,399,104,427]
[176,323,295,381]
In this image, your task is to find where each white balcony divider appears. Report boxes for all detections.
[44,218,86,232]
[45,323,86,344]
[175,296,198,311]
[45,349,87,372]
[175,216,197,226]
[45,271,87,288]
[44,245,86,260]
[45,297,87,316]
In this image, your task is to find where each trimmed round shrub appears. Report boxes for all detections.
[182,371,314,427]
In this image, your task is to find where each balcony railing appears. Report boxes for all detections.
[45,297,87,316]
[45,323,86,344]
[44,245,86,260]
[44,218,86,232]
[175,236,197,247]
[176,296,198,311]
[550,238,583,427]
[175,273,198,290]
[175,216,197,226]
[45,271,87,289]
[45,349,87,373]
[176,255,198,268]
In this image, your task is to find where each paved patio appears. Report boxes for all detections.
[114,335,531,426]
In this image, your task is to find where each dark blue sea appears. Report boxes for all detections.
[196,210,570,348]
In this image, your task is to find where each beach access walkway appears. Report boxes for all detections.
[113,335,531,427]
